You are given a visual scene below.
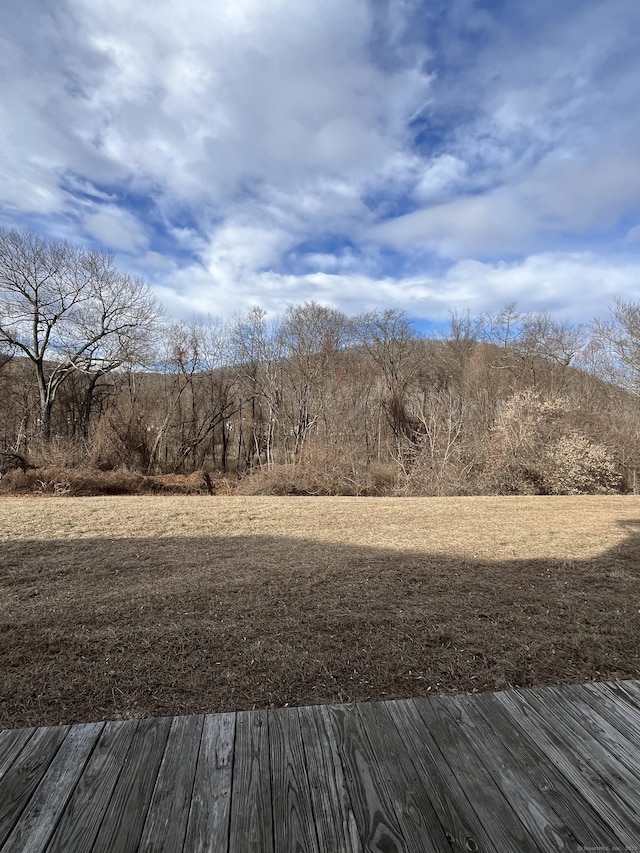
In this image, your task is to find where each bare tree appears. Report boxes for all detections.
[592,297,640,391]
[355,308,420,446]
[277,302,351,461]
[0,228,162,438]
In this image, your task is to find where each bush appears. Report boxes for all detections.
[0,467,221,496]
[543,435,622,495]
[234,458,396,496]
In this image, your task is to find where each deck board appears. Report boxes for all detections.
[2,722,102,853]
[412,695,540,852]
[298,705,362,853]
[90,716,172,853]
[45,720,137,853]
[327,702,408,852]
[468,691,622,850]
[447,695,583,852]
[385,697,498,853]
[1,680,639,853]
[228,709,273,853]
[269,707,321,853]
[495,687,640,849]
[0,727,69,849]
[183,712,235,853]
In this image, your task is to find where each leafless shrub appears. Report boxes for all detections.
[543,434,622,495]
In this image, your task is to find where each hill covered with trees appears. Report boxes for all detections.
[1,227,639,496]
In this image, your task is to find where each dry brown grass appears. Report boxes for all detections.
[1,495,639,728]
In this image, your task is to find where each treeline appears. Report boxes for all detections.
[1,227,640,496]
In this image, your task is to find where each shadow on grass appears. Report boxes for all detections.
[1,520,639,727]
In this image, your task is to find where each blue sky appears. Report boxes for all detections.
[1,0,640,324]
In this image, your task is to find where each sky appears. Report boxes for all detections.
[1,0,640,327]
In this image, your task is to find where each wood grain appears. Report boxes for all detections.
[138,714,204,853]
[0,729,35,782]
[183,712,235,853]
[45,719,137,853]
[495,687,640,849]
[90,715,172,853]
[1,722,102,853]
[327,703,408,853]
[0,726,69,848]
[357,701,452,852]
[385,697,498,853]
[269,707,320,853]
[412,696,540,852]
[299,705,363,853]
[470,690,621,850]
[447,695,581,852]
[229,709,274,853]
[1,680,640,852]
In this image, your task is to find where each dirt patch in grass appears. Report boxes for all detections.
[1,495,639,728]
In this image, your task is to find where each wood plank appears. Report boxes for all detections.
[606,679,640,711]
[523,686,640,790]
[356,701,454,852]
[229,709,274,853]
[567,683,640,755]
[599,680,640,714]
[327,703,408,853]
[447,695,584,852]
[385,698,498,853]
[470,691,622,850]
[269,707,321,853]
[298,705,363,853]
[138,714,204,853]
[90,715,172,853]
[0,729,35,781]
[44,720,137,853]
[411,696,540,852]
[0,726,69,848]
[495,688,640,849]
[1,722,103,853]
[183,712,235,853]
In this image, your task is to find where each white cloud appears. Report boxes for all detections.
[153,250,640,324]
[1,0,640,326]
[83,206,148,253]
[414,154,468,203]
[374,146,640,259]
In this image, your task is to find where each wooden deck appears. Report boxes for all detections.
[1,681,640,852]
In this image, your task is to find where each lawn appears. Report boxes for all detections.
[1,495,639,728]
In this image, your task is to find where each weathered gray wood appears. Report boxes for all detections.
[327,703,408,853]
[1,681,640,853]
[229,709,274,853]
[357,701,453,852]
[564,683,640,759]
[44,719,137,853]
[90,715,172,853]
[412,696,540,852]
[471,691,622,850]
[385,698,498,853]
[523,686,640,793]
[0,729,35,781]
[1,722,102,853]
[585,682,640,736]
[602,679,640,713]
[447,695,582,852]
[299,705,363,853]
[138,714,204,853]
[183,712,235,853]
[495,688,640,849]
[0,726,69,848]
[269,707,321,853]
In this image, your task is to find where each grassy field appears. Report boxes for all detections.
[1,495,639,728]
